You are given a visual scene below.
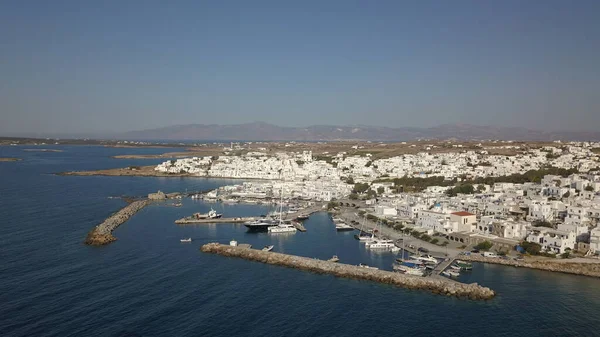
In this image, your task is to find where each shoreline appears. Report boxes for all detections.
[57,165,276,181]
[201,243,496,300]
[459,254,600,278]
[0,157,22,162]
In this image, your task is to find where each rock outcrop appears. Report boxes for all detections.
[201,243,496,300]
[459,255,600,278]
[85,200,150,246]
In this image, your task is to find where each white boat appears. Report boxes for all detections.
[268,223,297,233]
[366,239,395,249]
[193,207,222,220]
[335,222,354,231]
[262,245,274,251]
[391,246,400,253]
[450,264,462,271]
[230,239,238,247]
[409,254,438,265]
[328,255,340,263]
[358,263,379,270]
[180,238,191,243]
[268,188,297,234]
[442,270,460,277]
[393,262,425,276]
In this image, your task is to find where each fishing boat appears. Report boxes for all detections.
[328,255,340,263]
[262,245,274,252]
[180,238,191,243]
[193,207,222,220]
[455,260,473,270]
[450,264,462,271]
[391,246,400,253]
[229,239,238,247]
[393,262,425,276]
[366,239,396,249]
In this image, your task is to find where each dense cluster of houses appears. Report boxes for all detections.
[155,141,600,256]
[373,172,600,255]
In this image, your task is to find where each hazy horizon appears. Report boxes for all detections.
[2,1,599,135]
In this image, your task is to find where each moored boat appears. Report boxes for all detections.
[262,245,274,251]
[180,238,191,243]
[328,255,340,263]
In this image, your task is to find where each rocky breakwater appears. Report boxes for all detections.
[85,199,150,246]
[460,255,600,278]
[201,243,496,300]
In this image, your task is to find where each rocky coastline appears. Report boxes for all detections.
[459,255,600,278]
[85,199,150,246]
[201,243,496,300]
[0,157,22,162]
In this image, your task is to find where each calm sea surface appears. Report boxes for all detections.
[1,145,600,337]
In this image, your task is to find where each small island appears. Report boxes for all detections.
[0,157,22,162]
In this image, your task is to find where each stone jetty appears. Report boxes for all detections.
[459,254,600,278]
[201,243,496,300]
[85,199,150,246]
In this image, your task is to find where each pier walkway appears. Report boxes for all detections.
[201,243,495,300]
[175,217,257,224]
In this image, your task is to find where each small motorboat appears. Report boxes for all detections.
[450,264,461,271]
[180,238,192,243]
[262,245,274,252]
[391,246,400,253]
[358,263,379,270]
[442,270,460,277]
[328,255,340,263]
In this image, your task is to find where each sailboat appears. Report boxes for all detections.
[392,233,425,276]
[268,187,297,234]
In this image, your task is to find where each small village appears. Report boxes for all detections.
[155,140,600,258]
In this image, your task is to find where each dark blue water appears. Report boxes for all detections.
[1,146,600,337]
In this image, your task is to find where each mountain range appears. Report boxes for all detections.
[117,122,600,142]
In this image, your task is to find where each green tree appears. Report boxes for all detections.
[474,240,493,251]
[520,241,542,255]
[295,160,305,166]
[563,191,571,198]
[377,187,385,195]
[349,193,359,200]
[533,220,553,228]
[353,183,370,194]
[585,185,594,192]
[346,177,355,184]
[477,184,486,192]
[430,238,439,245]
[441,241,449,247]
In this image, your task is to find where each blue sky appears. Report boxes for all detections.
[1,0,599,134]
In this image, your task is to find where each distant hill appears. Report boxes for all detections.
[118,122,600,142]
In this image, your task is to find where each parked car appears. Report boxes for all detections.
[418,247,429,253]
[471,249,480,253]
[408,244,416,249]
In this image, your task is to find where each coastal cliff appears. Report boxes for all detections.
[201,243,496,300]
[459,255,600,278]
[85,200,150,246]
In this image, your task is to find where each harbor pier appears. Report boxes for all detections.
[85,199,150,246]
[201,243,496,300]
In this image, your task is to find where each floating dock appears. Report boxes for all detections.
[200,243,495,300]
[175,217,257,224]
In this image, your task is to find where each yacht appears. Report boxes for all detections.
[335,222,354,231]
[296,214,310,221]
[393,262,425,276]
[180,238,191,243]
[268,223,297,234]
[366,239,395,249]
[244,219,278,232]
[409,254,439,265]
[262,245,274,251]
